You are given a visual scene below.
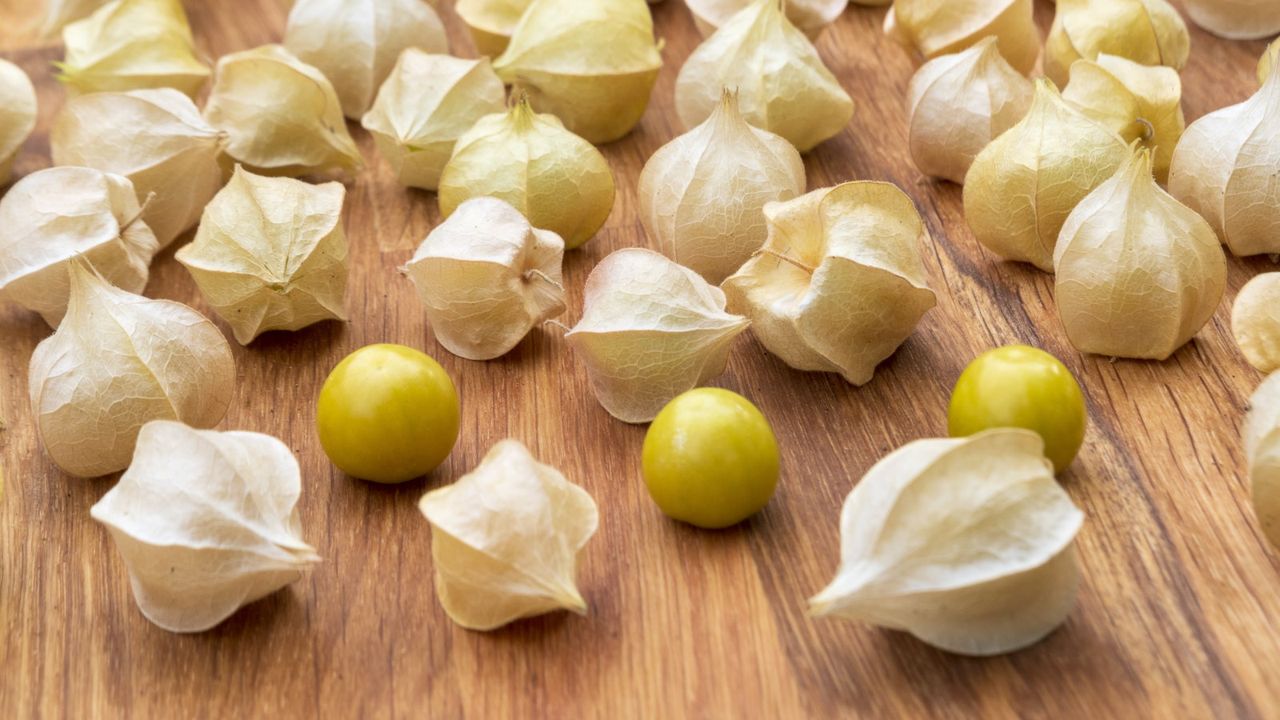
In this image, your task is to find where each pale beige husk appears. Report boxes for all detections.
[1183,0,1280,40]
[455,0,533,57]
[42,0,112,38]
[963,80,1128,272]
[438,98,614,250]
[203,44,362,177]
[404,197,566,360]
[884,0,1041,75]
[51,88,226,248]
[58,0,210,98]
[906,37,1033,185]
[90,420,319,633]
[722,182,937,386]
[637,90,805,284]
[492,0,663,144]
[566,248,749,423]
[1168,68,1280,257]
[1244,372,1280,549]
[418,439,598,631]
[675,0,854,153]
[29,261,235,478]
[686,0,845,39]
[1044,0,1190,87]
[1261,39,1278,85]
[809,429,1084,656]
[0,167,158,327]
[360,51,506,191]
[0,59,37,186]
[1232,274,1280,373]
[1054,148,1226,360]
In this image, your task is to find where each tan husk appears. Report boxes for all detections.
[456,0,534,57]
[1232,274,1280,373]
[809,429,1084,656]
[58,0,210,98]
[566,248,749,423]
[637,90,806,284]
[675,0,854,153]
[1261,39,1278,85]
[0,167,158,327]
[885,0,1041,75]
[1244,372,1280,549]
[418,439,598,631]
[1054,148,1226,360]
[686,0,845,39]
[722,182,937,385]
[404,197,566,361]
[0,59,37,185]
[29,260,235,478]
[42,0,111,37]
[90,420,319,632]
[1044,0,1190,87]
[1183,0,1280,40]
[52,88,226,248]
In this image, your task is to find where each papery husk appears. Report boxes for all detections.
[963,80,1128,272]
[58,0,210,98]
[0,59,37,186]
[42,0,111,38]
[1232,274,1280,373]
[90,420,319,632]
[637,90,805,284]
[885,0,1040,75]
[29,261,235,478]
[722,182,936,385]
[1261,39,1278,85]
[1054,148,1226,360]
[809,429,1084,656]
[906,37,1033,185]
[1244,372,1280,549]
[1044,0,1190,87]
[1183,0,1280,40]
[438,98,614,250]
[203,44,362,177]
[51,88,226,248]
[1168,68,1280,257]
[686,0,845,40]
[284,0,448,119]
[566,248,749,423]
[0,167,158,327]
[418,439,598,631]
[675,0,854,153]
[492,0,663,144]
[404,197,566,360]
[360,51,506,191]
[456,0,533,57]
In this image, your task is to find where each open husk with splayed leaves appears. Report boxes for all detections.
[456,0,532,57]
[687,0,845,39]
[0,59,36,185]
[1232,274,1280,373]
[885,0,1040,75]
[419,439,598,631]
[58,0,210,98]
[1044,0,1189,87]
[1183,0,1280,40]
[91,420,319,632]
[1245,373,1280,550]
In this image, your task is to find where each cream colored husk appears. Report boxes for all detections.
[1232,274,1280,373]
[885,0,1041,75]
[1245,373,1280,549]
[0,59,37,185]
[687,0,845,39]
[1044,0,1190,87]
[58,0,210,98]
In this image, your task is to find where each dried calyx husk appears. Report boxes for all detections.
[1168,68,1280,257]
[1044,0,1189,87]
[906,37,1033,185]
[203,44,362,177]
[42,0,111,37]
[456,0,533,57]
[723,182,936,385]
[1054,148,1225,360]
[492,0,663,144]
[175,166,348,345]
[1244,372,1280,550]
[438,98,614,250]
[885,0,1040,75]
[52,88,226,248]
[686,0,845,40]
[809,429,1084,656]
[964,80,1128,272]
[675,0,853,153]
[91,420,319,633]
[360,51,506,191]
[0,59,37,186]
[1262,39,1278,85]
[637,90,805,284]
[1232,274,1280,373]
[30,260,234,478]
[566,248,749,423]
[418,439,598,631]
[404,197,566,361]
[0,167,158,327]
[1183,0,1280,40]
[58,0,210,98]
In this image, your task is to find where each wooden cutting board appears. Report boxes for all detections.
[2,1,1278,717]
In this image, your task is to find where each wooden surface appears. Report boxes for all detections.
[3,1,1280,717]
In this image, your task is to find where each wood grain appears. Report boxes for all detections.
[2,1,1279,717]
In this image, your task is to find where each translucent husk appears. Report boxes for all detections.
[884,0,1041,75]
[418,439,598,631]
[675,0,854,153]
[1232,274,1280,373]
[906,37,1033,185]
[57,0,210,98]
[0,167,158,327]
[29,260,235,478]
[492,0,663,144]
[722,182,936,385]
[455,0,534,57]
[438,98,615,250]
[1244,372,1280,549]
[175,167,349,345]
[686,0,845,40]
[283,0,448,119]
[404,197,566,361]
[963,80,1128,272]
[1183,0,1280,40]
[809,429,1084,656]
[566,248,749,423]
[42,0,111,38]
[637,90,806,284]
[90,420,319,633]
[360,51,506,191]
[203,44,362,177]
[51,88,226,248]
[1168,68,1280,257]
[1261,39,1278,85]
[1044,0,1190,87]
[1054,148,1226,360]
[0,59,37,186]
